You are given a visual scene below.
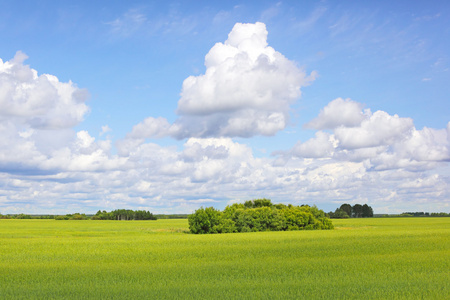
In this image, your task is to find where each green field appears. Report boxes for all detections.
[0,218,449,299]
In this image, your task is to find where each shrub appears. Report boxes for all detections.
[188,207,223,234]
[189,199,333,234]
[70,213,86,220]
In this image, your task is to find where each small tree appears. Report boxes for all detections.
[352,204,363,218]
[362,204,373,217]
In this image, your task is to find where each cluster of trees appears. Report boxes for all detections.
[55,213,88,220]
[430,212,450,217]
[328,203,374,218]
[91,209,157,220]
[188,199,333,234]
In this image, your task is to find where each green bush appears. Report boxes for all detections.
[188,207,223,234]
[189,199,333,234]
[70,213,86,220]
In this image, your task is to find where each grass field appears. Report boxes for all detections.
[0,218,449,299]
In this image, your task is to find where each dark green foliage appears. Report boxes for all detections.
[154,214,189,219]
[55,209,156,221]
[37,215,55,219]
[55,213,87,220]
[0,214,54,219]
[362,204,374,217]
[70,213,87,220]
[430,212,450,217]
[352,204,363,218]
[402,212,430,217]
[376,212,450,217]
[92,209,156,220]
[331,203,373,218]
[189,199,333,234]
[328,208,350,219]
[13,214,32,219]
[340,204,353,218]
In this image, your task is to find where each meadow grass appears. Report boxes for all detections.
[0,218,448,299]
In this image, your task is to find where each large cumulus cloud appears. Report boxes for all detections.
[177,22,312,119]
[124,22,315,143]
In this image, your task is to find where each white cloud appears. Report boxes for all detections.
[0,51,89,130]
[0,52,124,176]
[126,22,316,140]
[127,117,172,139]
[395,126,450,162]
[176,22,315,137]
[291,131,337,158]
[285,98,449,174]
[1,120,449,214]
[334,110,414,149]
[305,97,367,130]
[76,130,95,150]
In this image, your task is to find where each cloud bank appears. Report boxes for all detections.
[0,23,449,214]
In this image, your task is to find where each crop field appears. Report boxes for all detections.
[0,218,449,299]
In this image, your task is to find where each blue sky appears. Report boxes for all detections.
[0,0,449,214]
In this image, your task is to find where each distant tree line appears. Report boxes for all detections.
[0,210,157,220]
[91,209,157,220]
[383,212,450,217]
[328,203,374,219]
[401,212,433,217]
[430,212,450,217]
[188,199,334,234]
[0,213,54,219]
[155,214,189,219]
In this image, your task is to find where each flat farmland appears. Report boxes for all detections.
[0,218,449,299]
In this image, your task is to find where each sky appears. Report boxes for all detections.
[0,0,449,214]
